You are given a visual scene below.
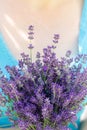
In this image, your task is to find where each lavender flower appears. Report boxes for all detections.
[0,27,87,130]
[53,34,59,44]
[28,44,34,49]
[28,25,34,61]
[66,50,71,57]
[28,25,34,40]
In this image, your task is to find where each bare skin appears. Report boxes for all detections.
[0,0,83,59]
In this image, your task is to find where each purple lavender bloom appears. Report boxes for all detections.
[66,50,71,57]
[0,27,87,130]
[42,98,53,119]
[53,34,59,44]
[28,25,34,31]
[28,44,34,49]
[36,52,41,58]
[28,32,34,35]
[75,56,80,63]
[28,25,34,40]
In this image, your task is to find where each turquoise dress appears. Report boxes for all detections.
[69,0,87,129]
[79,0,87,114]
[0,34,17,127]
[79,0,87,55]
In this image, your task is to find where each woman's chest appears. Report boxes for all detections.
[0,0,83,59]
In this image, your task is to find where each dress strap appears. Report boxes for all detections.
[79,0,87,54]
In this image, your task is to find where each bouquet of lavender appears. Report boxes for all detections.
[0,26,87,130]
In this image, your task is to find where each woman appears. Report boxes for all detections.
[0,0,86,129]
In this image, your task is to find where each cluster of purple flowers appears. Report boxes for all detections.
[0,26,87,130]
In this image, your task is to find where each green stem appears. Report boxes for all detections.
[28,124,36,130]
[30,49,32,62]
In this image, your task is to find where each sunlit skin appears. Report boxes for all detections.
[26,0,67,10]
[0,0,83,60]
